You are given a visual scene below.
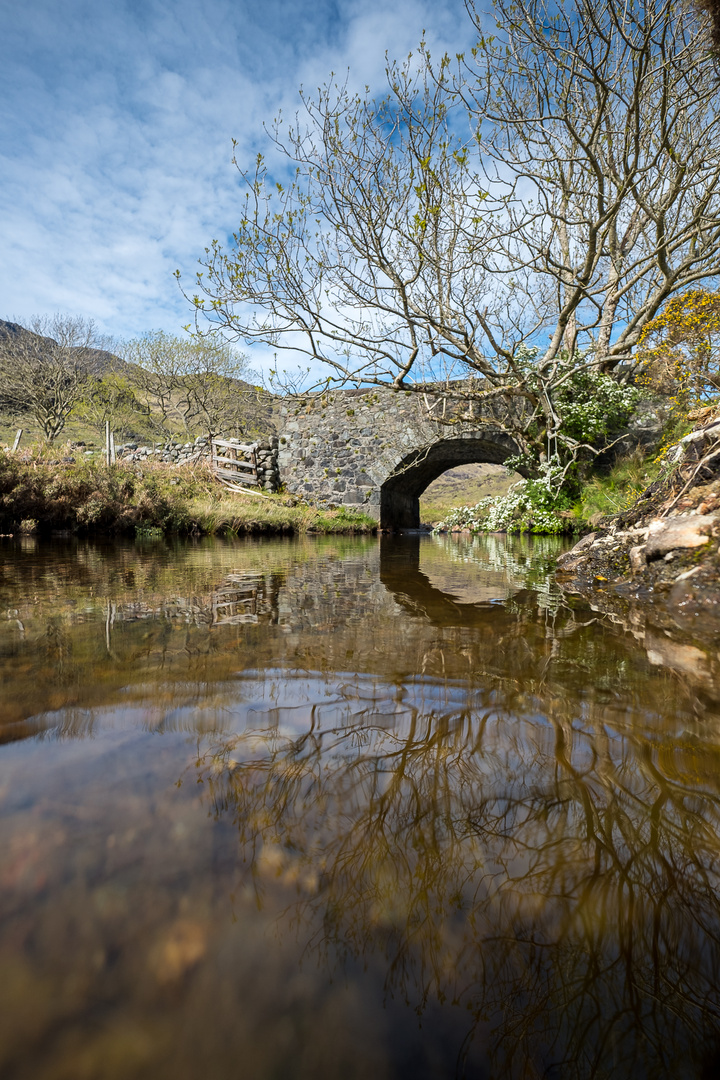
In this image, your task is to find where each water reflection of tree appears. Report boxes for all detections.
[430,531,566,613]
[198,687,720,1078]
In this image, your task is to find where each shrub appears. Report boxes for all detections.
[435,459,574,535]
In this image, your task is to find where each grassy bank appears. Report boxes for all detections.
[571,450,664,524]
[0,441,674,541]
[0,446,377,537]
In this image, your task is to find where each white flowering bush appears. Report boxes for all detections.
[435,459,573,535]
[553,367,640,445]
[433,352,642,535]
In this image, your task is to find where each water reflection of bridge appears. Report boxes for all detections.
[379,533,562,624]
[3,535,719,750]
[5,539,720,1075]
[212,572,267,625]
[381,535,522,618]
[107,535,532,632]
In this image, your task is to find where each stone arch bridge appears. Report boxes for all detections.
[276,387,523,529]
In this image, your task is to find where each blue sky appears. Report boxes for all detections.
[0,0,474,360]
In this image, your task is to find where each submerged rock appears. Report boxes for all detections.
[149,919,208,985]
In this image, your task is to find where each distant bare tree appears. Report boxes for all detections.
[122,331,261,440]
[71,372,151,442]
[0,314,107,441]
[120,332,186,440]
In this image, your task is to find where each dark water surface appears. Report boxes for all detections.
[2,533,720,1079]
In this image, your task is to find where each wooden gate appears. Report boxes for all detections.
[211,439,259,486]
[212,572,265,625]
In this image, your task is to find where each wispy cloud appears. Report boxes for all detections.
[0,0,474,367]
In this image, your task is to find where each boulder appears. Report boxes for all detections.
[644,515,716,560]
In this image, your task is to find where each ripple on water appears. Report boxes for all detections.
[1,533,720,1079]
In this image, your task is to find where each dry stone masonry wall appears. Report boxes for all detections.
[117,435,211,464]
[118,436,280,489]
[98,385,667,529]
[277,389,522,528]
[103,386,520,529]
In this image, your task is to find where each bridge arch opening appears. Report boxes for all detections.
[380,437,524,530]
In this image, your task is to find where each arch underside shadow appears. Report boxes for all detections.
[380,435,522,530]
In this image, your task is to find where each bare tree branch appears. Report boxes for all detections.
[182,0,720,465]
[0,315,109,442]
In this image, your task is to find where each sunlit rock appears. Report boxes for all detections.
[149,919,208,985]
[644,514,716,559]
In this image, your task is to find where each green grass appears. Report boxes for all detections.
[573,450,663,524]
[183,495,376,536]
[420,452,669,532]
[2,437,669,539]
[0,385,276,452]
[0,411,153,451]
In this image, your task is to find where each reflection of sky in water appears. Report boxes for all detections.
[427,532,566,611]
[130,669,530,747]
[3,537,720,1078]
[22,671,503,743]
[240,670,482,732]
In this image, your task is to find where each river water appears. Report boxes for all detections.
[1,533,720,1079]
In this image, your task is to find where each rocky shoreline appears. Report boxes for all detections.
[556,417,720,651]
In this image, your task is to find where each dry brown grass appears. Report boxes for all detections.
[0,445,376,536]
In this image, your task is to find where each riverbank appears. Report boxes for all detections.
[556,416,720,635]
[0,448,377,537]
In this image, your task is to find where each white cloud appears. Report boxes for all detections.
[0,0,475,374]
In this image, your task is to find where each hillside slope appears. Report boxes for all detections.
[0,319,129,377]
[0,319,274,447]
[420,463,518,522]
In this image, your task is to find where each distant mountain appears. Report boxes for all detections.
[0,318,275,441]
[420,463,517,517]
[0,319,130,377]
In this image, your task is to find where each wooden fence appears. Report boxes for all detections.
[211,438,259,486]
